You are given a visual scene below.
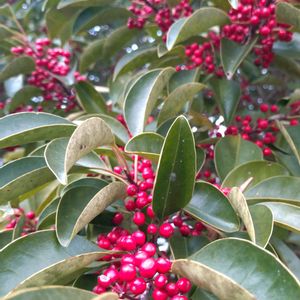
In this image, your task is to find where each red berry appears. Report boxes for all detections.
[154,274,168,288]
[176,278,192,293]
[166,282,179,296]
[263,147,272,156]
[159,223,174,238]
[147,224,158,234]
[26,211,35,220]
[132,230,146,245]
[97,274,111,288]
[156,257,172,273]
[112,213,123,225]
[152,288,168,300]
[127,184,138,196]
[140,258,157,278]
[260,103,269,113]
[119,264,136,282]
[133,212,146,226]
[141,242,157,256]
[130,277,147,295]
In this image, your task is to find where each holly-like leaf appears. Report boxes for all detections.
[56,181,126,247]
[0,230,112,296]
[0,56,35,82]
[261,202,300,233]
[124,68,175,136]
[245,176,300,205]
[166,7,229,50]
[75,81,107,114]
[249,205,273,248]
[0,157,55,205]
[210,78,241,125]
[0,112,75,149]
[157,82,205,126]
[173,238,300,300]
[45,117,114,184]
[276,2,300,32]
[214,135,263,181]
[228,188,255,243]
[222,161,289,189]
[125,132,164,160]
[152,116,196,219]
[185,181,239,232]
[221,38,257,79]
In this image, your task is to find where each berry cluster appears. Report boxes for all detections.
[5,208,36,235]
[127,0,193,41]
[10,38,85,113]
[223,0,292,68]
[92,157,205,298]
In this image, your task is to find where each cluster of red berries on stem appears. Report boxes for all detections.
[92,157,205,298]
[10,38,85,113]
[127,0,193,41]
[5,208,37,235]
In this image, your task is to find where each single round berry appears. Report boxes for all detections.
[152,288,168,300]
[97,274,111,288]
[156,257,172,273]
[133,212,146,226]
[154,274,168,288]
[127,184,138,196]
[176,278,192,293]
[119,264,136,282]
[130,277,147,295]
[140,258,157,278]
[159,223,174,238]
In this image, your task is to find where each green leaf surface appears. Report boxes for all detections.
[210,78,241,124]
[0,230,13,250]
[0,230,111,296]
[276,2,300,32]
[57,0,114,9]
[0,157,55,205]
[0,112,75,149]
[153,116,196,219]
[56,181,126,246]
[75,81,107,114]
[125,132,164,160]
[166,7,229,50]
[170,235,209,259]
[174,238,300,300]
[37,198,60,229]
[8,86,42,113]
[245,176,300,205]
[157,82,205,126]
[124,68,175,136]
[214,135,263,181]
[185,181,239,232]
[46,117,114,184]
[222,161,289,189]
[228,188,255,243]
[261,202,300,233]
[249,205,273,247]
[196,147,205,172]
[221,38,257,79]
[12,215,25,240]
[113,47,157,80]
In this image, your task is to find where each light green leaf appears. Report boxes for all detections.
[210,78,241,124]
[157,82,205,126]
[222,161,289,189]
[125,132,164,160]
[0,57,35,82]
[37,198,60,229]
[0,230,111,296]
[0,112,75,149]
[214,135,263,181]
[185,181,239,232]
[57,0,114,9]
[153,116,196,219]
[0,157,55,205]
[124,68,175,136]
[56,181,126,246]
[166,7,229,50]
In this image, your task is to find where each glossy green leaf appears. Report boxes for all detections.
[57,0,114,9]
[170,235,209,259]
[169,68,200,92]
[185,181,239,232]
[228,188,255,242]
[56,181,126,246]
[0,230,111,296]
[272,238,300,281]
[157,82,205,126]
[37,198,60,229]
[4,286,97,300]
[166,7,229,50]
[196,147,205,172]
[75,81,107,114]
[153,116,196,219]
[0,230,13,250]
[274,151,300,176]
[222,161,289,189]
[8,86,42,113]
[210,78,241,124]
[46,117,114,184]
[214,135,263,181]
[249,205,273,248]
[0,112,75,149]
[113,48,157,80]
[273,54,300,78]
[0,157,55,205]
[276,2,300,32]
[192,288,219,300]
[124,68,175,136]
[261,202,300,233]
[245,176,300,205]
[0,56,35,82]
[125,132,164,160]
[221,38,257,79]
[173,238,300,300]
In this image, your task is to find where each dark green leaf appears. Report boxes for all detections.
[276,2,300,32]
[153,116,196,219]
[0,230,13,250]
[37,198,60,229]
